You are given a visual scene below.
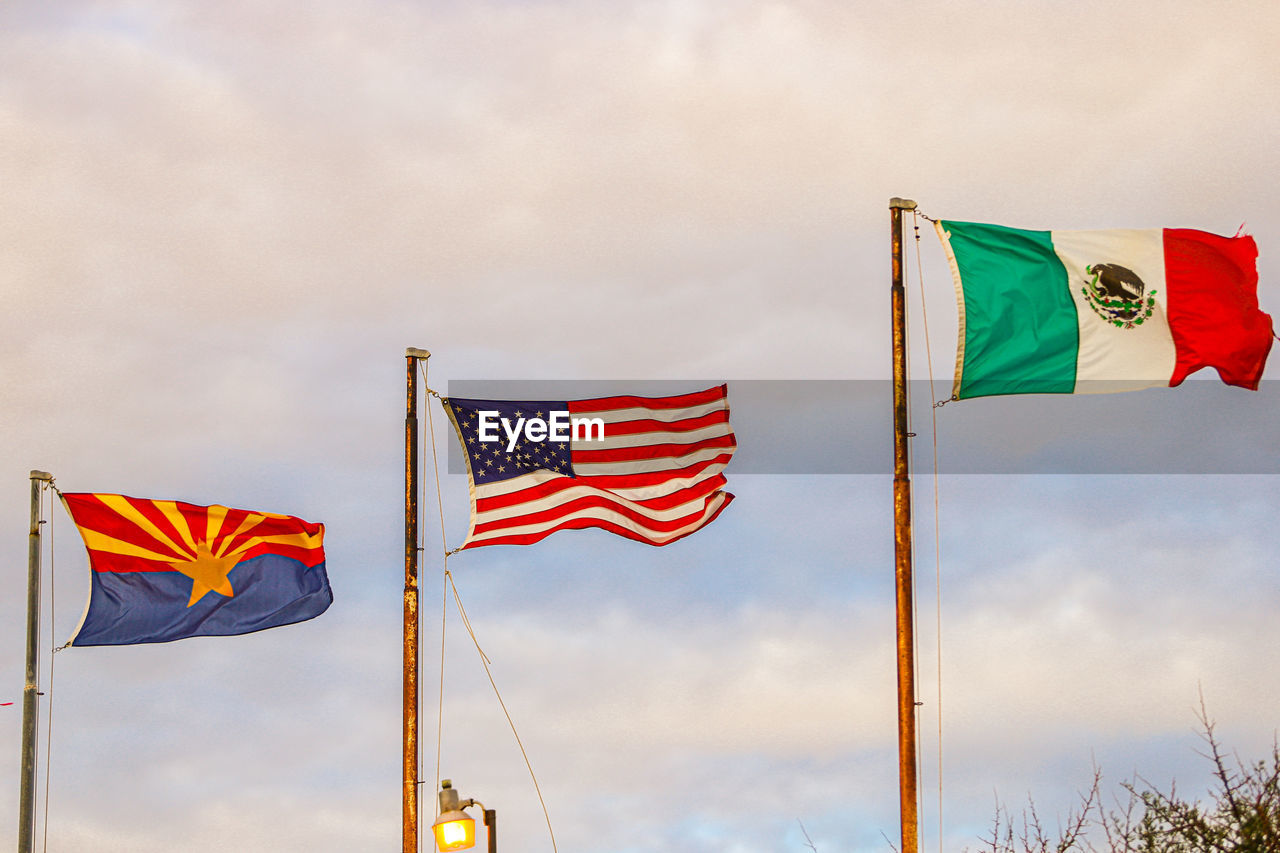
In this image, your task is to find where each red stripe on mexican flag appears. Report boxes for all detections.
[1164,229,1271,387]
[936,221,1274,399]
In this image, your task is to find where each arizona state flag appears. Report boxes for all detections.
[62,493,332,646]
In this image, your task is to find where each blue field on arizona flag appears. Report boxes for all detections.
[61,493,332,646]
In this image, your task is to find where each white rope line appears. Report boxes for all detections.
[436,552,448,808]
[422,368,451,563]
[903,230,925,830]
[913,209,947,853]
[31,484,43,837]
[40,479,56,853]
[413,362,432,844]
[420,360,451,811]
[445,571,558,852]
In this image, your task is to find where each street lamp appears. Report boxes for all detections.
[432,779,496,853]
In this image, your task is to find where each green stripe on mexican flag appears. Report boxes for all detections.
[936,220,1274,400]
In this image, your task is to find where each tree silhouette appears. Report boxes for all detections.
[968,702,1280,853]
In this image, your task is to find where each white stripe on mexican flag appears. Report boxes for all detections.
[936,220,1273,399]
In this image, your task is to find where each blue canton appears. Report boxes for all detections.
[447,398,575,485]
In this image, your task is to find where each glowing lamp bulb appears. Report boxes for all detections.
[432,813,476,851]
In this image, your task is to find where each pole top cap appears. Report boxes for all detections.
[889,197,918,210]
[406,347,432,359]
[29,471,53,482]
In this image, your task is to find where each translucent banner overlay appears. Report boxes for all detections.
[443,380,1280,475]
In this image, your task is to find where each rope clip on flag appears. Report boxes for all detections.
[444,384,737,548]
[61,493,332,646]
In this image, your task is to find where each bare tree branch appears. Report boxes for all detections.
[967,700,1280,853]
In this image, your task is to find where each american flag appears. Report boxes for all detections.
[444,385,736,548]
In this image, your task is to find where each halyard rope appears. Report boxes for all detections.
[912,208,947,853]
[40,478,57,853]
[445,571,557,851]
[903,217,924,831]
[421,361,449,817]
[422,364,558,851]
[43,481,53,853]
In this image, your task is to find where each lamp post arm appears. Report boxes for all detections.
[457,800,494,853]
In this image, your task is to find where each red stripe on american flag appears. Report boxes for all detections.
[566,385,728,414]
[466,493,734,548]
[476,472,727,515]
[570,433,737,465]
[472,491,725,537]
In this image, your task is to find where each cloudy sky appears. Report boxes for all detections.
[3,1,1279,851]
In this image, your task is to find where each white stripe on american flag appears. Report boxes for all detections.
[471,463,726,503]
[575,421,732,451]
[569,399,727,424]
[570,445,733,477]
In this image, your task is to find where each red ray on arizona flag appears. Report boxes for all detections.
[62,493,332,646]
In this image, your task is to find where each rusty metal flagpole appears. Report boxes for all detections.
[404,348,430,853]
[890,197,920,853]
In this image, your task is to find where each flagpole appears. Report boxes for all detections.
[19,470,53,853]
[404,348,430,853]
[890,197,919,853]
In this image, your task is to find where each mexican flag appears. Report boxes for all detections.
[936,220,1273,400]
